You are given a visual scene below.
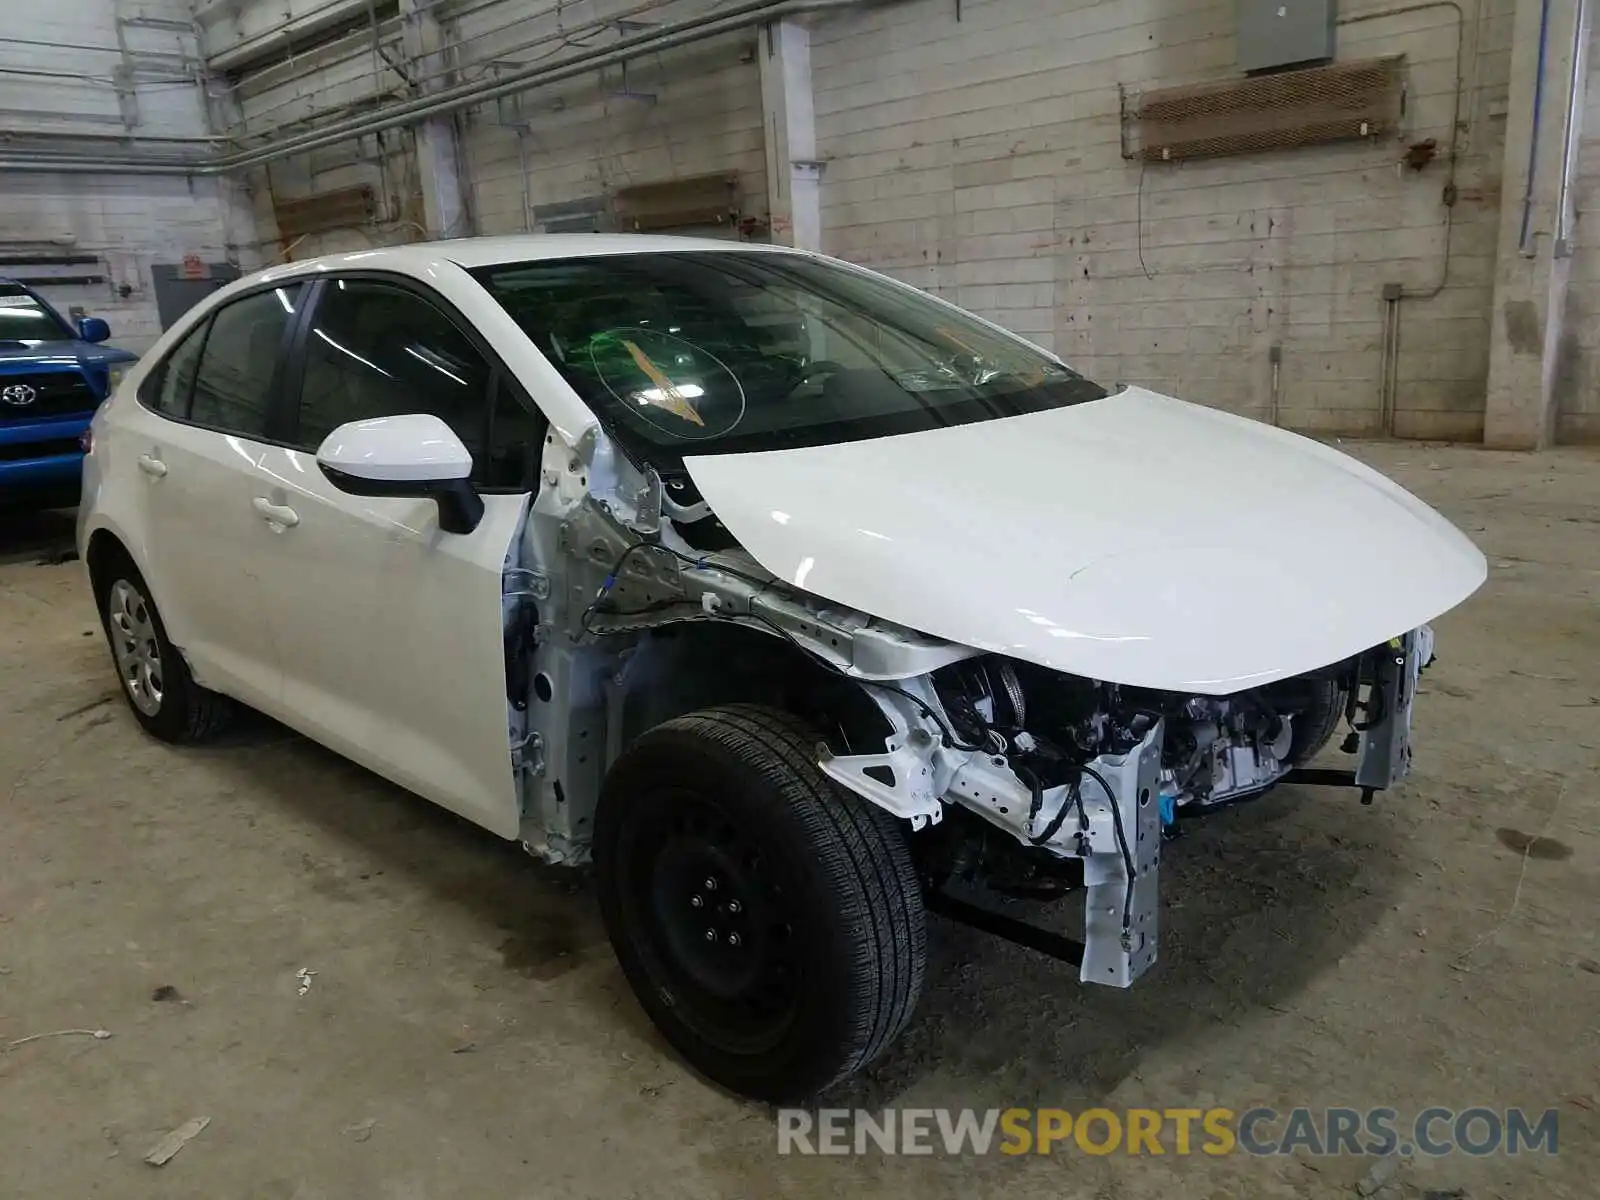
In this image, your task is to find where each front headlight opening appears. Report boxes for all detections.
[105,364,129,395]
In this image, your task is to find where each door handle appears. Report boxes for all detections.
[136,454,167,479]
[253,497,300,528]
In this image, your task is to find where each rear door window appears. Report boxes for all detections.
[141,320,208,417]
[188,284,303,437]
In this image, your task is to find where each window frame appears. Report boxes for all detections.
[284,270,545,495]
[135,280,311,447]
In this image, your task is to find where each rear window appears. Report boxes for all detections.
[188,285,302,438]
[143,322,206,417]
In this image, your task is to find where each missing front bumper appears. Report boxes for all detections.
[924,630,1434,987]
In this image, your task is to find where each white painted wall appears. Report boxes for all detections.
[810,0,1519,439]
[0,0,250,353]
[221,13,416,260]
[195,0,379,71]
[23,0,1587,437]
[447,1,766,236]
[462,30,766,237]
[210,1,766,256]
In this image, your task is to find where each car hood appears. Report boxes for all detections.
[681,386,1487,694]
[0,340,138,366]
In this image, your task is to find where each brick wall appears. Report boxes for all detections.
[212,2,766,255]
[224,16,416,261]
[26,0,1588,439]
[0,0,248,354]
[461,31,767,239]
[444,3,766,237]
[810,0,1518,439]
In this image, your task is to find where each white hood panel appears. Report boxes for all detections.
[682,388,1487,695]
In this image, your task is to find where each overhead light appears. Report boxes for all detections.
[634,382,704,405]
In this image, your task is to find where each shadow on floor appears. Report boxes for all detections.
[0,505,77,566]
[188,709,1399,1110]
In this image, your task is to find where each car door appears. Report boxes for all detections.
[123,283,306,712]
[249,275,546,838]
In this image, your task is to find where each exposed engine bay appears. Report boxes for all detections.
[932,656,1336,818]
[816,628,1429,987]
[507,432,1435,994]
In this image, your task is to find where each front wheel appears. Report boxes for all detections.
[1289,679,1348,765]
[594,705,926,1103]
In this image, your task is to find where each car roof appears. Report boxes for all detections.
[260,233,791,283]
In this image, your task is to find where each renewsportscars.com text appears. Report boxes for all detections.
[776,1107,1559,1158]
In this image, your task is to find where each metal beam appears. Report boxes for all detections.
[1483,0,1591,447]
[401,0,471,239]
[758,16,822,250]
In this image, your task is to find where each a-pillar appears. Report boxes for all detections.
[1484,0,1590,448]
[759,17,822,251]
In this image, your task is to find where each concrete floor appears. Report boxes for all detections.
[1,442,1596,1199]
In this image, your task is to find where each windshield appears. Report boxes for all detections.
[0,285,73,346]
[472,252,1107,472]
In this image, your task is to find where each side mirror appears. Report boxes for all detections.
[315,414,484,535]
[78,317,111,344]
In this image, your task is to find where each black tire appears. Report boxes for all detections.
[1289,679,1347,765]
[594,704,926,1102]
[94,557,233,743]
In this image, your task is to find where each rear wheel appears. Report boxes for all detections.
[594,705,926,1102]
[96,561,232,743]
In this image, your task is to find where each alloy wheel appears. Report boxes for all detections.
[107,579,164,716]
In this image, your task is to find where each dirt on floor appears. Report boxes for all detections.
[1,442,1596,1200]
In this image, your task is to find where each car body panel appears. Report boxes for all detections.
[0,339,138,371]
[682,386,1488,694]
[0,412,92,492]
[78,235,1486,852]
[1,335,137,501]
[247,442,527,839]
[80,270,528,841]
[109,394,286,711]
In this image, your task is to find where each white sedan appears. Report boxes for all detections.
[78,234,1485,1102]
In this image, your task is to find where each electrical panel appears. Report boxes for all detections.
[1238,0,1337,74]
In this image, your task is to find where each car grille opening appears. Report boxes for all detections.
[0,371,98,419]
[0,437,82,462]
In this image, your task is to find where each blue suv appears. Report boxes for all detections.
[1,280,138,508]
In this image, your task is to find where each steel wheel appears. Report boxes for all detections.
[622,789,802,1056]
[107,578,164,716]
[595,706,927,1102]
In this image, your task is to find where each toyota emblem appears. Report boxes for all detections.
[1,383,38,407]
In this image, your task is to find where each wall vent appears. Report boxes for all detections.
[273,185,378,239]
[1133,56,1404,163]
[612,173,740,233]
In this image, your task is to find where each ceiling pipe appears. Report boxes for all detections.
[0,130,229,145]
[0,0,869,176]
[214,0,674,108]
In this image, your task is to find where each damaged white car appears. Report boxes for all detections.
[77,235,1486,1102]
